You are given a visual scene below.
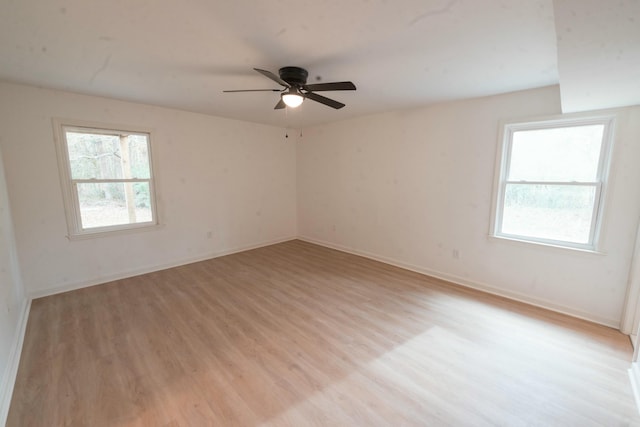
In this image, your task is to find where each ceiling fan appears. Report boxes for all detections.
[223,66,356,110]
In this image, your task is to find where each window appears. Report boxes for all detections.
[491,115,615,251]
[53,120,158,238]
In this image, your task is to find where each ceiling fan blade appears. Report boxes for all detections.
[223,89,281,92]
[303,81,356,92]
[304,92,345,109]
[254,68,290,87]
[274,99,286,109]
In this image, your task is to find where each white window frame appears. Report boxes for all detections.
[490,114,615,252]
[53,118,159,239]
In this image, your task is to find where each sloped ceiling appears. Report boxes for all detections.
[553,0,640,113]
[0,0,637,128]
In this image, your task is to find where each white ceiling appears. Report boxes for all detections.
[0,0,637,128]
[554,0,640,113]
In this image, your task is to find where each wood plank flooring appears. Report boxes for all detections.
[7,240,640,426]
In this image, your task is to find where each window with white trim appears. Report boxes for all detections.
[54,120,158,238]
[492,116,614,251]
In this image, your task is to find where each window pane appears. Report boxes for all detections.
[66,131,150,179]
[508,125,604,182]
[501,184,596,244]
[66,131,121,179]
[127,134,151,179]
[77,182,153,229]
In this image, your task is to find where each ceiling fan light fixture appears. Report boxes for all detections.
[282,89,304,108]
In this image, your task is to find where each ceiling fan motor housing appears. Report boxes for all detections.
[279,66,308,86]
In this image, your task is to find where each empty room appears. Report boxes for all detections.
[2,0,640,425]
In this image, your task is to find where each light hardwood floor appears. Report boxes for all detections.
[7,240,640,426]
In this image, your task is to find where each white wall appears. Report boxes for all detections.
[0,82,297,297]
[297,85,640,327]
[2,80,639,329]
[0,145,26,423]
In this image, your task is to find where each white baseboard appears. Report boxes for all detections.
[30,236,297,300]
[28,233,621,325]
[0,297,31,426]
[298,235,620,329]
[629,363,640,415]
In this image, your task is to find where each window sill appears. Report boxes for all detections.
[66,222,163,240]
[488,234,606,256]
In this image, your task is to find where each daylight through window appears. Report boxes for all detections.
[492,116,614,250]
[55,121,158,237]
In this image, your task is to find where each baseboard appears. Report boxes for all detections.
[0,297,31,426]
[629,363,640,415]
[29,236,297,300]
[30,234,621,326]
[298,236,620,329]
